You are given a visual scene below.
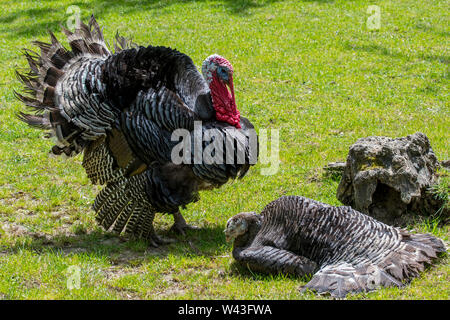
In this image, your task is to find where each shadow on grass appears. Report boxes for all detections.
[0,0,344,40]
[344,42,449,66]
[415,22,450,39]
[3,224,229,266]
[0,0,285,39]
[228,260,315,296]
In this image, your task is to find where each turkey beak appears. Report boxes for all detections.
[225,75,235,106]
[224,226,234,242]
[224,229,232,242]
[225,75,241,129]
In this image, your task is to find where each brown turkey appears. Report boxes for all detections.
[225,196,446,298]
[15,15,257,246]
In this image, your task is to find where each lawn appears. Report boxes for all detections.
[0,0,448,299]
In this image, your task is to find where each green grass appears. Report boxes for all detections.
[0,0,449,300]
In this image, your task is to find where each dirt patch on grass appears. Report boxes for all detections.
[0,191,41,210]
[102,266,144,300]
[110,250,147,266]
[103,265,140,280]
[0,219,80,244]
[156,273,187,298]
[107,285,142,300]
[156,285,187,298]
[0,189,87,243]
[1,221,49,239]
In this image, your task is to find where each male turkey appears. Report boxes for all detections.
[225,196,446,298]
[15,15,257,246]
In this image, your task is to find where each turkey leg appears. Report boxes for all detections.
[145,223,176,247]
[234,245,318,277]
[170,210,200,235]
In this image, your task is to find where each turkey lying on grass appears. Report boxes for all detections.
[15,15,257,246]
[225,196,446,298]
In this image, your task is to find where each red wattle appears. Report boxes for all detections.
[209,73,241,128]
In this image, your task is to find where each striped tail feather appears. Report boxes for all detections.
[92,171,158,240]
[15,14,133,156]
[302,231,446,298]
[61,16,110,57]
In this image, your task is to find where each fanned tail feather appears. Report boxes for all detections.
[61,17,110,56]
[82,137,125,185]
[92,172,157,239]
[15,15,134,156]
[302,231,446,298]
[113,31,137,53]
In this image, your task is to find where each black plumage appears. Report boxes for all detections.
[15,15,257,245]
[225,196,446,298]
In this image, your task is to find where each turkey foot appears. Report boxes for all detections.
[170,211,200,235]
[147,232,176,248]
[140,223,176,247]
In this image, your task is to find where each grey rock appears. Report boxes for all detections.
[441,160,450,171]
[336,132,447,226]
[323,161,346,181]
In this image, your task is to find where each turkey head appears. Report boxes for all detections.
[202,54,241,128]
[224,212,262,243]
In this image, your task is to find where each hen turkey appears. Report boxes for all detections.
[15,15,257,246]
[225,196,446,298]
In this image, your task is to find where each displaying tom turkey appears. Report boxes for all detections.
[15,15,257,246]
[225,196,446,298]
